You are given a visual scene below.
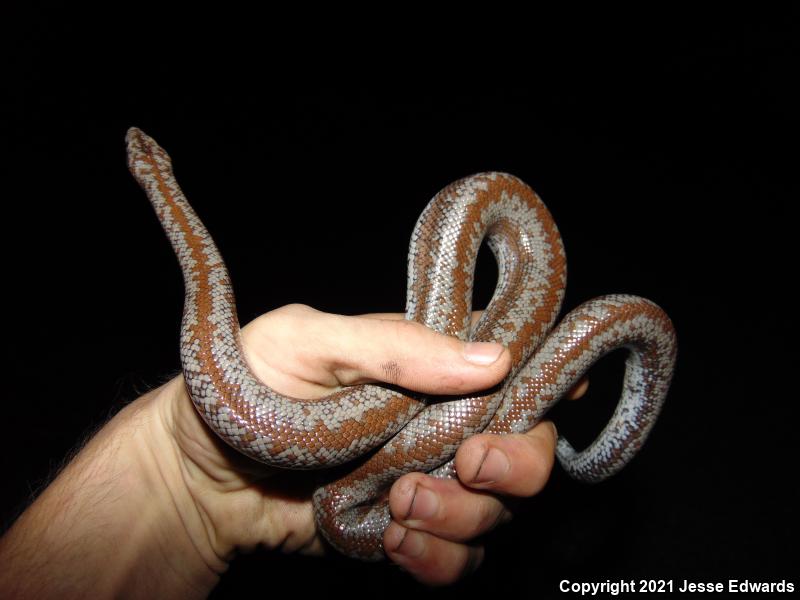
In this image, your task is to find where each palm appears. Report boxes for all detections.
[166,309,340,556]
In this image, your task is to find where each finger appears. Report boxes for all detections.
[384,522,484,586]
[454,421,558,497]
[388,472,512,543]
[566,377,589,400]
[244,305,508,396]
[329,313,511,395]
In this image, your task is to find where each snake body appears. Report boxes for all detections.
[126,128,677,561]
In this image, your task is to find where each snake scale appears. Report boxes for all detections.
[126,128,677,561]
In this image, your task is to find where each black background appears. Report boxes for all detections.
[1,8,797,598]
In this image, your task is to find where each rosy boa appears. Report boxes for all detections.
[126,128,677,561]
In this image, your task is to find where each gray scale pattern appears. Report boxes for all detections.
[126,129,677,561]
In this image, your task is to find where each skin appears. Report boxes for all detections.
[0,304,587,596]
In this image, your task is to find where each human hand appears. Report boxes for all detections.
[163,304,585,585]
[0,303,585,596]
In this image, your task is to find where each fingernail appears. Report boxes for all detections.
[404,485,439,522]
[463,342,504,366]
[549,421,558,439]
[473,448,510,484]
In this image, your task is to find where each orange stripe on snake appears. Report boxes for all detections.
[126,128,677,561]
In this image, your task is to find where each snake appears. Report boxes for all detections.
[126,127,677,561]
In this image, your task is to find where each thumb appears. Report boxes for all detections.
[326,313,512,395]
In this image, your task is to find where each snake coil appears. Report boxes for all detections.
[127,128,677,560]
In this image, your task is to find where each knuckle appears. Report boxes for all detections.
[256,303,317,332]
[379,359,404,386]
[276,303,317,320]
[388,318,423,340]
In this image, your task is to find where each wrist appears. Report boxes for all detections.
[0,378,224,599]
[82,377,226,596]
[137,377,230,583]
